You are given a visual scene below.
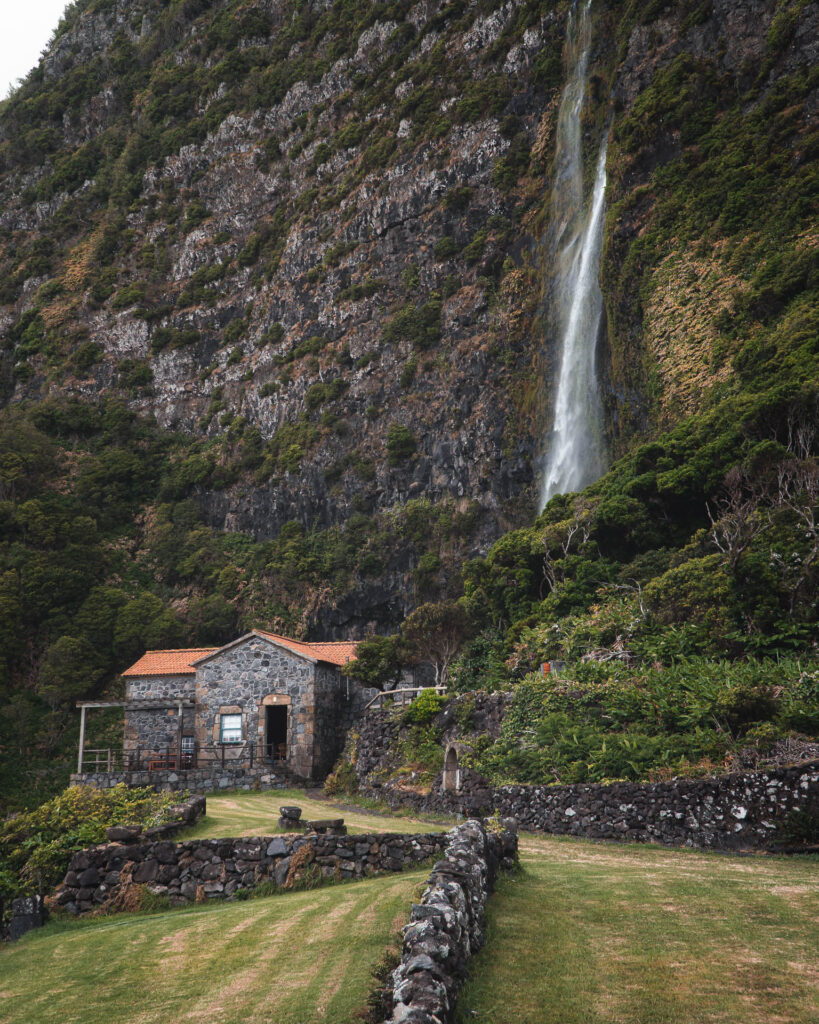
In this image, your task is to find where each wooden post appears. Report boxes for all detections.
[77,705,87,774]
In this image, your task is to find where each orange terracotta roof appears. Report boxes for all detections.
[254,630,358,666]
[121,648,218,677]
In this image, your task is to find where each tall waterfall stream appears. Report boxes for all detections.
[539,1,609,511]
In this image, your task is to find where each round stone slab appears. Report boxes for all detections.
[279,806,302,819]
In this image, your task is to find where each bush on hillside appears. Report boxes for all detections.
[0,785,186,906]
[464,659,819,786]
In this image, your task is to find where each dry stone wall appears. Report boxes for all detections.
[490,760,819,849]
[54,829,449,916]
[382,819,518,1024]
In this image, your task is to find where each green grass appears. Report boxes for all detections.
[179,787,450,840]
[458,836,819,1024]
[0,869,427,1024]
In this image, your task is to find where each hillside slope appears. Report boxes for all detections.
[0,0,816,805]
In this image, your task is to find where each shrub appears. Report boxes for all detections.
[403,688,447,725]
[434,236,459,261]
[0,785,185,903]
[258,322,285,347]
[399,354,418,389]
[337,277,385,302]
[110,281,146,309]
[151,327,201,353]
[323,756,359,796]
[182,198,210,233]
[224,318,248,344]
[383,299,442,351]
[386,423,416,465]
[442,185,474,211]
[117,359,153,389]
[462,229,488,264]
[72,341,103,373]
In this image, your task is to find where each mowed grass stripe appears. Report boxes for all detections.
[457,838,819,1024]
[180,789,448,840]
[299,876,416,1018]
[0,870,429,1024]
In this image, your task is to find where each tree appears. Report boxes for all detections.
[36,636,103,711]
[113,592,183,665]
[345,634,405,690]
[401,601,471,686]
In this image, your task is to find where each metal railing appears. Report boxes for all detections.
[364,685,446,712]
[79,740,287,774]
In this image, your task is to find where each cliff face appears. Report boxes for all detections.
[0,0,815,632]
[1,0,557,554]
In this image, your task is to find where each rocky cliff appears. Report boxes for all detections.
[2,0,814,584]
[0,0,816,806]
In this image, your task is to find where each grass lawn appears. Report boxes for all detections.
[180,787,450,839]
[458,836,819,1024]
[0,869,427,1024]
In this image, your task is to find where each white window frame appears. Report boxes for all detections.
[219,713,242,744]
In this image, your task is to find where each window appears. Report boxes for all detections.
[181,736,195,754]
[219,713,242,744]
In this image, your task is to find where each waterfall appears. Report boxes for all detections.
[539,1,609,512]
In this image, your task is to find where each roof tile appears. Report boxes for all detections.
[122,632,359,676]
[253,630,358,666]
[121,648,218,677]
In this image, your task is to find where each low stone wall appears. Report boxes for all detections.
[383,819,518,1024]
[362,760,819,851]
[490,760,819,848]
[70,764,290,793]
[54,830,448,915]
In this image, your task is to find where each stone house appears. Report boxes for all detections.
[120,629,366,782]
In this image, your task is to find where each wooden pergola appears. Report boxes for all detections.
[76,699,195,773]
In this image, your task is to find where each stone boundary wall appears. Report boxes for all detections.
[382,819,518,1024]
[360,757,819,850]
[490,760,819,849]
[70,764,291,793]
[54,830,448,916]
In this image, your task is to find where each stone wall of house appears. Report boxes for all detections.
[123,674,197,757]
[381,819,518,1024]
[53,829,450,915]
[389,760,819,850]
[312,664,376,779]
[195,637,318,777]
[70,763,289,793]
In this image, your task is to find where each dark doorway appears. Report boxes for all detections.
[266,706,288,762]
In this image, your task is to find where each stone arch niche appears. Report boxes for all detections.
[442,745,460,793]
